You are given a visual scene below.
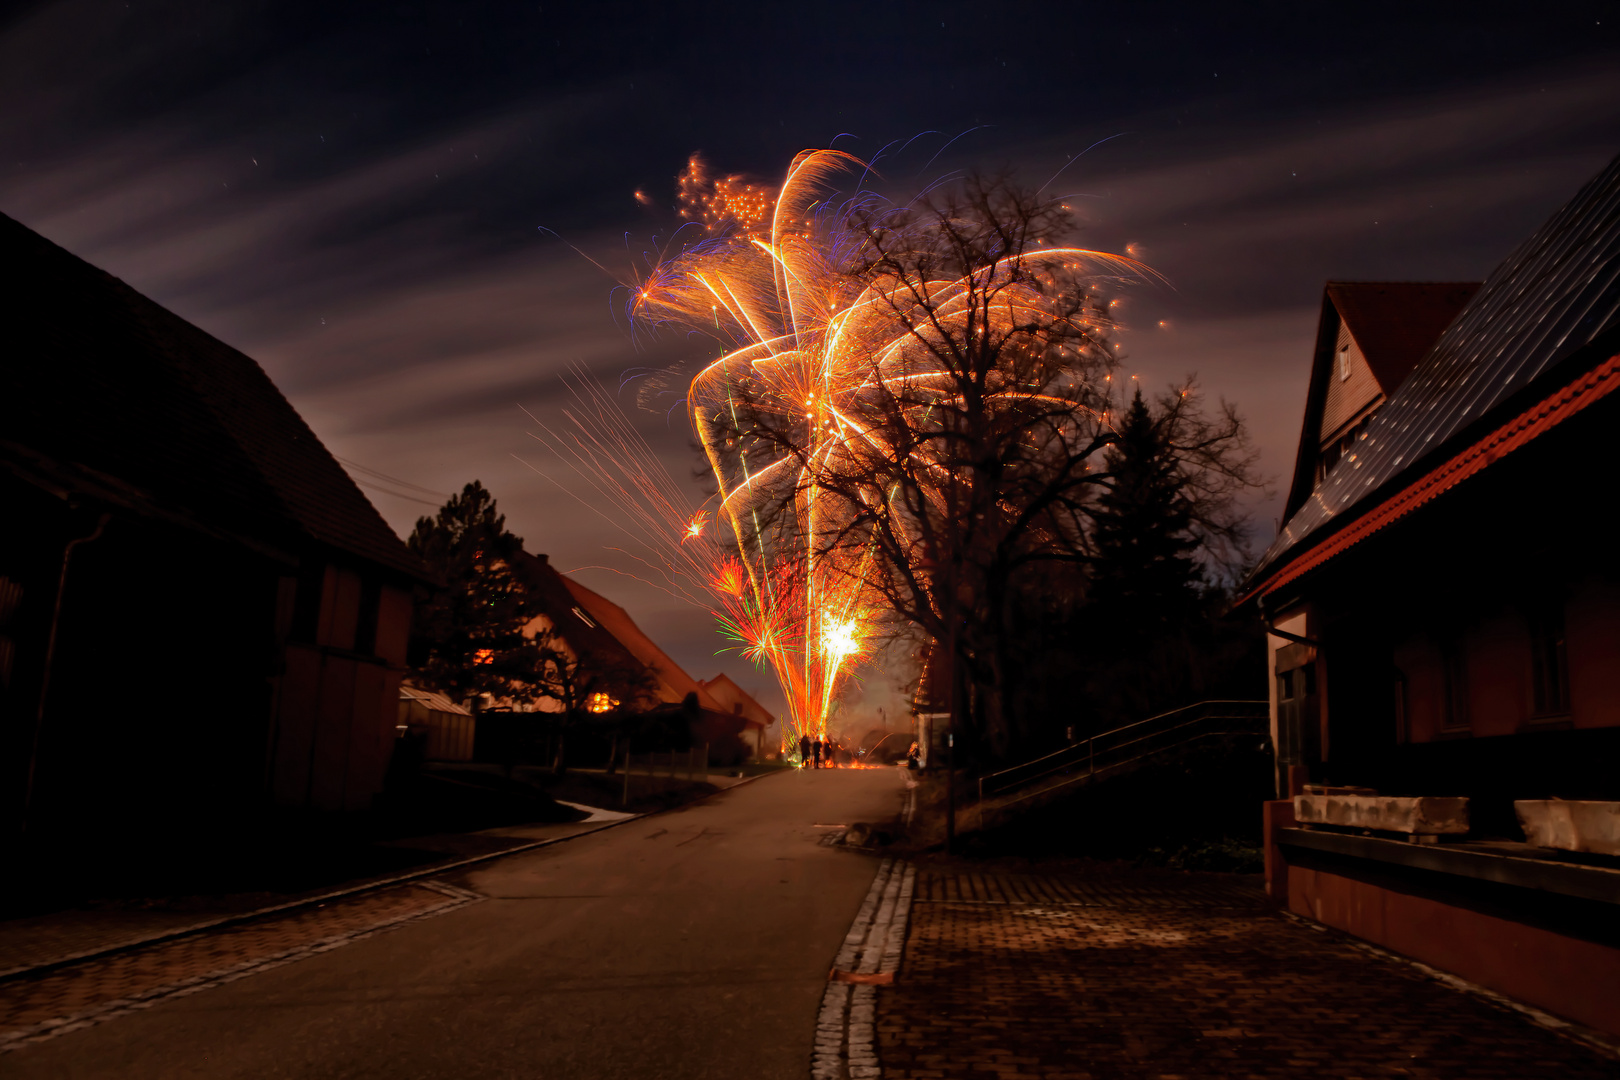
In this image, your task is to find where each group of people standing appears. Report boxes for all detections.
[796,733,844,769]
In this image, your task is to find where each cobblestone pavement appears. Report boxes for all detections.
[0,832,579,978]
[0,909,214,978]
[816,858,916,1079]
[0,880,479,1052]
[874,862,1616,1079]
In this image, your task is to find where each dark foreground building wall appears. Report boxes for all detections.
[0,212,429,852]
[1243,152,1620,1036]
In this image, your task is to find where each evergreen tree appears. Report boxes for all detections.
[407,481,546,708]
[1088,389,1202,634]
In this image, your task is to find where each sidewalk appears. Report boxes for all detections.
[2,880,479,1053]
[873,859,1615,1079]
[0,816,625,979]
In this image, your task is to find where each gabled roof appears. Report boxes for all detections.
[516,551,644,669]
[1327,282,1482,390]
[698,673,774,728]
[1251,151,1620,595]
[561,577,727,712]
[1282,282,1480,519]
[0,211,425,580]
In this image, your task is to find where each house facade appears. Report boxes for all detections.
[0,212,430,852]
[696,673,774,757]
[1243,154,1620,1036]
[558,576,757,763]
[493,553,758,763]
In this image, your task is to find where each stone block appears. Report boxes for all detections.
[1293,794,1468,835]
[1515,800,1620,856]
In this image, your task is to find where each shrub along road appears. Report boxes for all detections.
[5,767,908,1079]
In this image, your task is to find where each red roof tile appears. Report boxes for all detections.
[560,577,726,712]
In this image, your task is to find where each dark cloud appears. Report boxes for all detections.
[4,0,1618,718]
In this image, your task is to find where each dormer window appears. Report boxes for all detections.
[1339,343,1352,381]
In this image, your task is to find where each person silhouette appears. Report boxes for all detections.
[798,733,812,769]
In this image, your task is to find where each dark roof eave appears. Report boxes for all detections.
[1238,347,1620,609]
[0,439,299,567]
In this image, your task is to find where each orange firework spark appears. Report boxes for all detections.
[632,149,1138,750]
[532,150,1137,754]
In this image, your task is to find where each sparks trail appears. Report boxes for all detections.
[622,149,1144,751]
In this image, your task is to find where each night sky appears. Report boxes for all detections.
[4,1,1617,724]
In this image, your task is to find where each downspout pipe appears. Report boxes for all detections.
[20,512,111,836]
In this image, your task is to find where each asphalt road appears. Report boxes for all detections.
[12,766,906,1079]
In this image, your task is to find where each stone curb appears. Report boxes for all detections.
[0,880,485,1054]
[814,857,915,1080]
[1,770,773,985]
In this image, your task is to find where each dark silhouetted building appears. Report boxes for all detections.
[1245,153,1620,1035]
[0,212,430,853]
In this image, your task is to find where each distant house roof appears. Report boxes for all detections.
[400,684,472,716]
[1282,282,1480,519]
[516,552,647,672]
[0,211,426,580]
[1249,151,1620,597]
[698,673,773,729]
[561,576,726,713]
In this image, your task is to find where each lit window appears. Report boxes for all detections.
[473,649,494,665]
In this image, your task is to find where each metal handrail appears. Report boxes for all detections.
[979,699,1268,802]
[981,699,1267,783]
[997,726,1264,809]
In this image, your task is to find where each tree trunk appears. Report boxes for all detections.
[551,719,569,776]
[985,572,1016,762]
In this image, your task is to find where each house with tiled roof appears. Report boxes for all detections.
[1243,153,1620,1037]
[1282,281,1480,519]
[0,211,431,848]
[558,577,758,764]
[493,557,758,764]
[696,673,774,758]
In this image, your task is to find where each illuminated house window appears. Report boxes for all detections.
[473,648,494,665]
[587,692,617,713]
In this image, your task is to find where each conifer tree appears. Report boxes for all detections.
[407,481,547,708]
[1088,388,1202,634]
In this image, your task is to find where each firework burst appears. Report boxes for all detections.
[624,149,1139,749]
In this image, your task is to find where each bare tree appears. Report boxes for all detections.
[705,178,1121,758]
[530,630,658,775]
[709,177,1260,760]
